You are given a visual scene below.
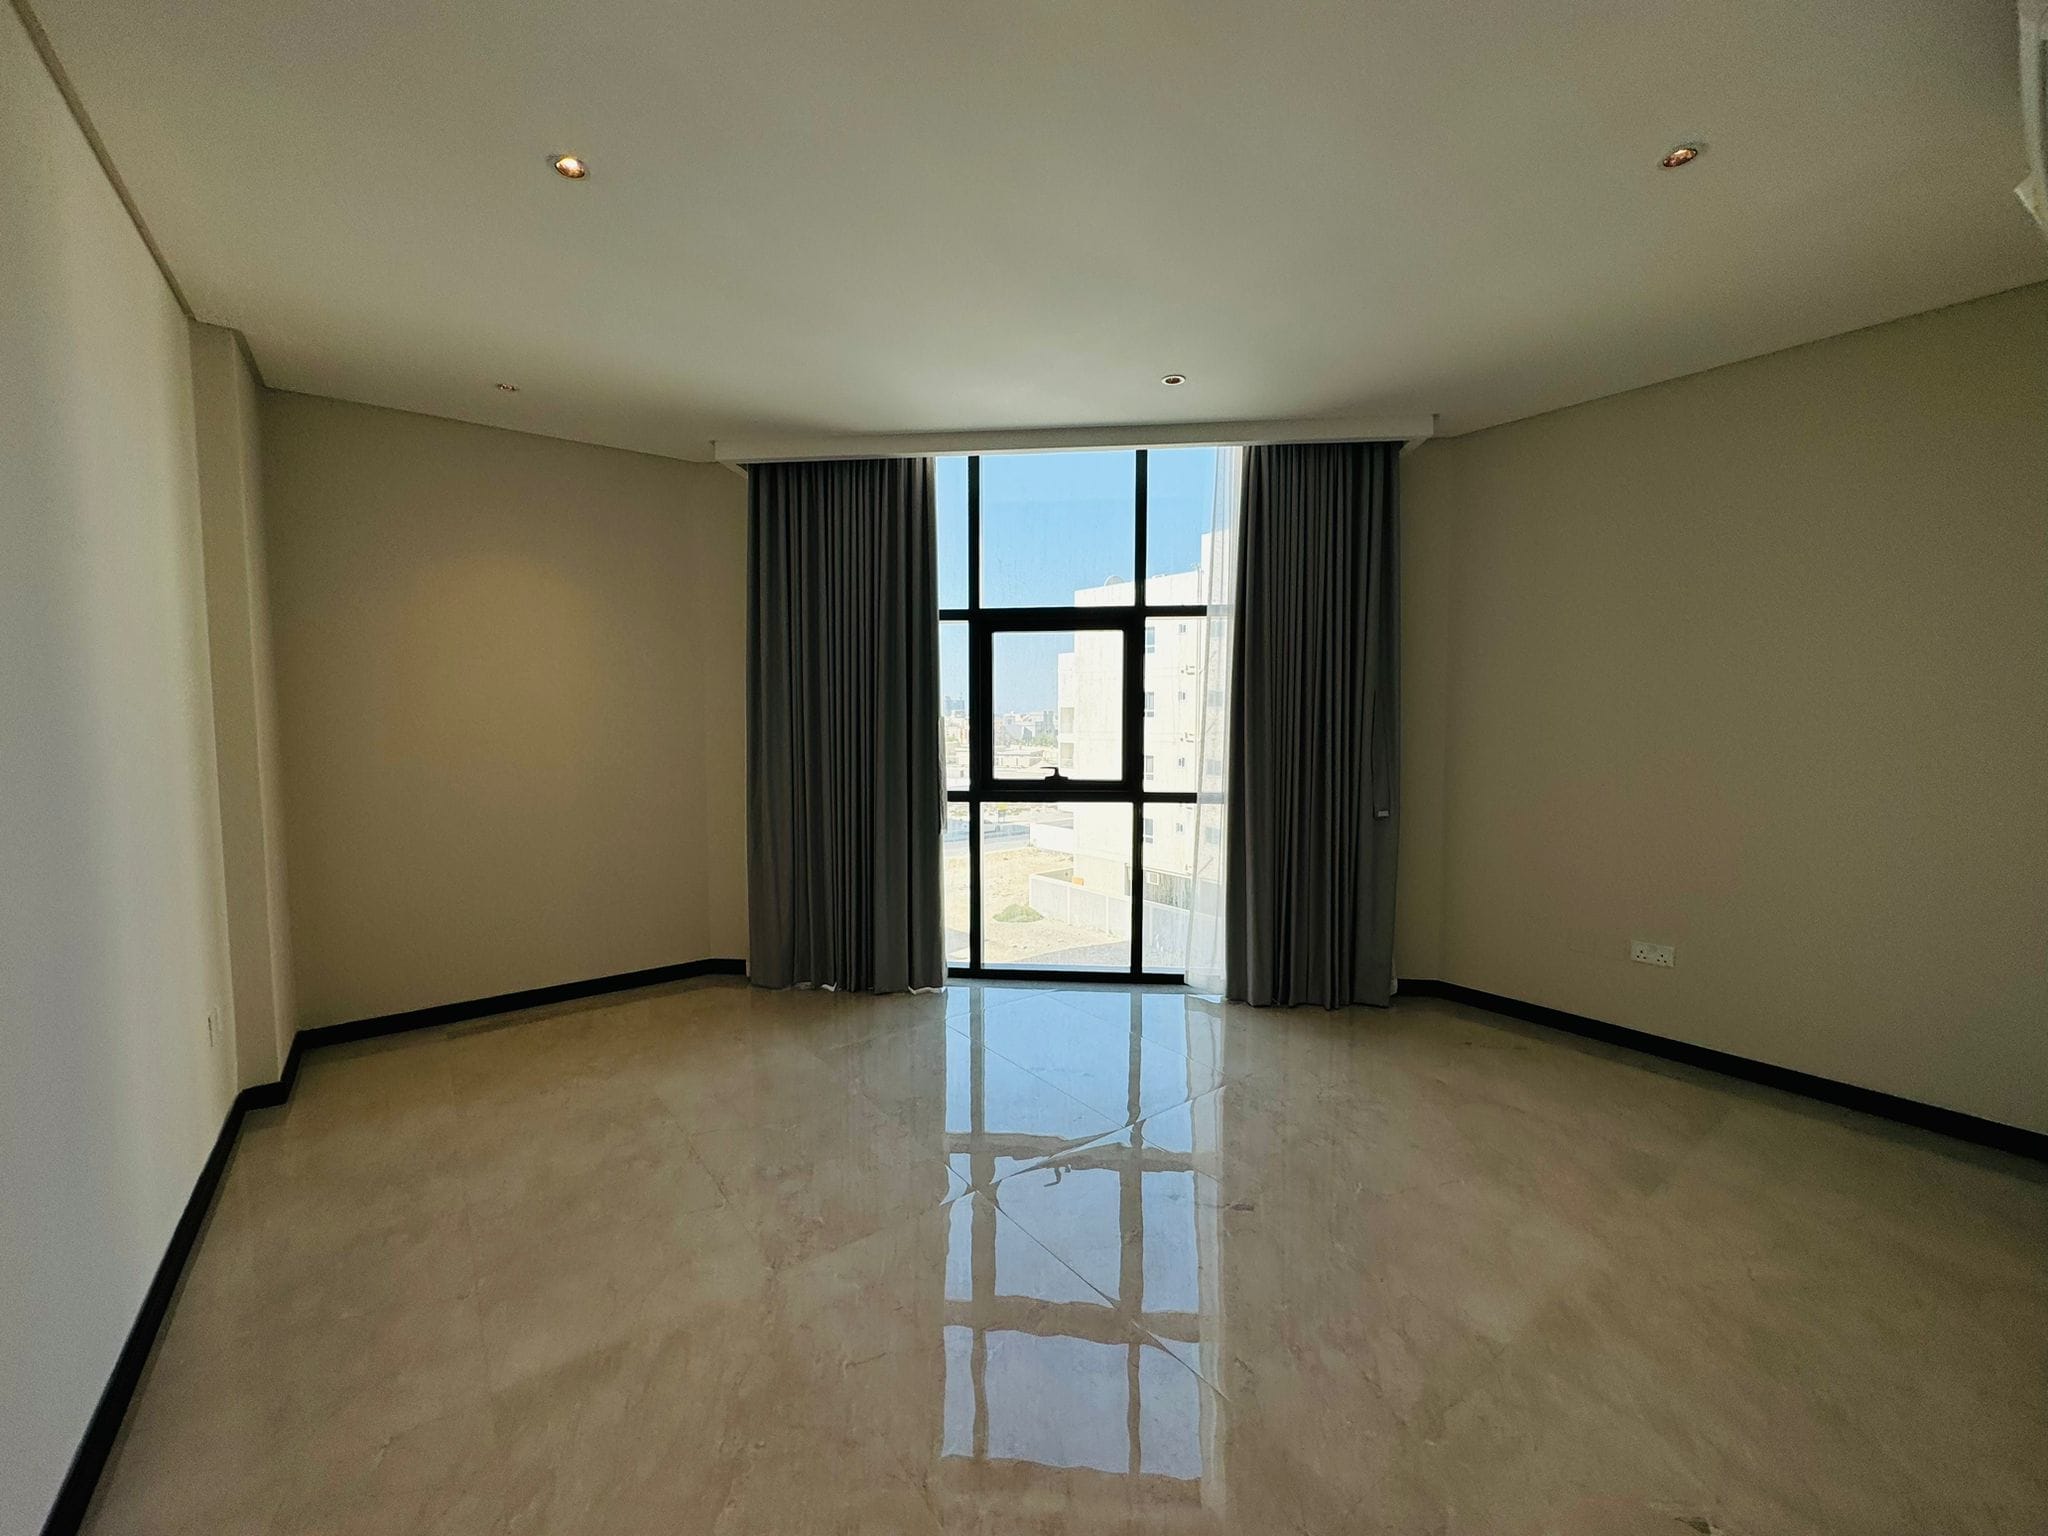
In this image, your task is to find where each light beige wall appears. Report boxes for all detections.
[1400,282,2048,1133]
[190,322,296,1086]
[1394,440,1451,983]
[0,8,237,1530]
[261,393,748,1028]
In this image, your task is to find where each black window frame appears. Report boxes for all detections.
[943,450,1204,983]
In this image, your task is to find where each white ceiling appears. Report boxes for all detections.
[33,0,2048,460]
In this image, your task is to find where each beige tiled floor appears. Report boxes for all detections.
[84,979,2048,1534]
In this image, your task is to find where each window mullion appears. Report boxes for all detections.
[1129,450,1147,977]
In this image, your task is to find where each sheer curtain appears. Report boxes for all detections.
[1181,447,1243,992]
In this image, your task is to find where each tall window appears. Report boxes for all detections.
[939,448,1218,978]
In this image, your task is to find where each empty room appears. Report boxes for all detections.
[5,0,2047,1532]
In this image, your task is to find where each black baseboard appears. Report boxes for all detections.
[1399,978,2047,1163]
[37,1084,250,1535]
[270,957,748,1102]
[39,956,746,1536]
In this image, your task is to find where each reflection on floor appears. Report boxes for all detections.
[939,996,1220,1491]
[83,980,2048,1534]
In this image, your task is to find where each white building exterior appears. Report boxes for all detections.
[1026,540,1217,966]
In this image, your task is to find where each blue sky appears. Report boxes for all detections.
[939,448,1217,713]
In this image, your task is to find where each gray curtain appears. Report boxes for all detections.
[747,458,945,991]
[1225,442,1400,1007]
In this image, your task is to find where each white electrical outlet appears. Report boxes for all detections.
[206,1008,221,1046]
[1630,940,1676,969]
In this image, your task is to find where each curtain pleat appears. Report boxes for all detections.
[1225,442,1400,1008]
[746,458,944,991]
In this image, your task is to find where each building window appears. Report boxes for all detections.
[936,449,1217,978]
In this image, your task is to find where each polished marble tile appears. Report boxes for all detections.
[968,989,1224,1125]
[827,1006,1122,1157]
[82,978,2048,1535]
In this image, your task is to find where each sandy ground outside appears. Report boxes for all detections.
[945,844,1129,968]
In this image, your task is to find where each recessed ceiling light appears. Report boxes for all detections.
[1160,373,1187,386]
[1660,143,1702,169]
[551,154,589,180]
[495,382,519,392]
